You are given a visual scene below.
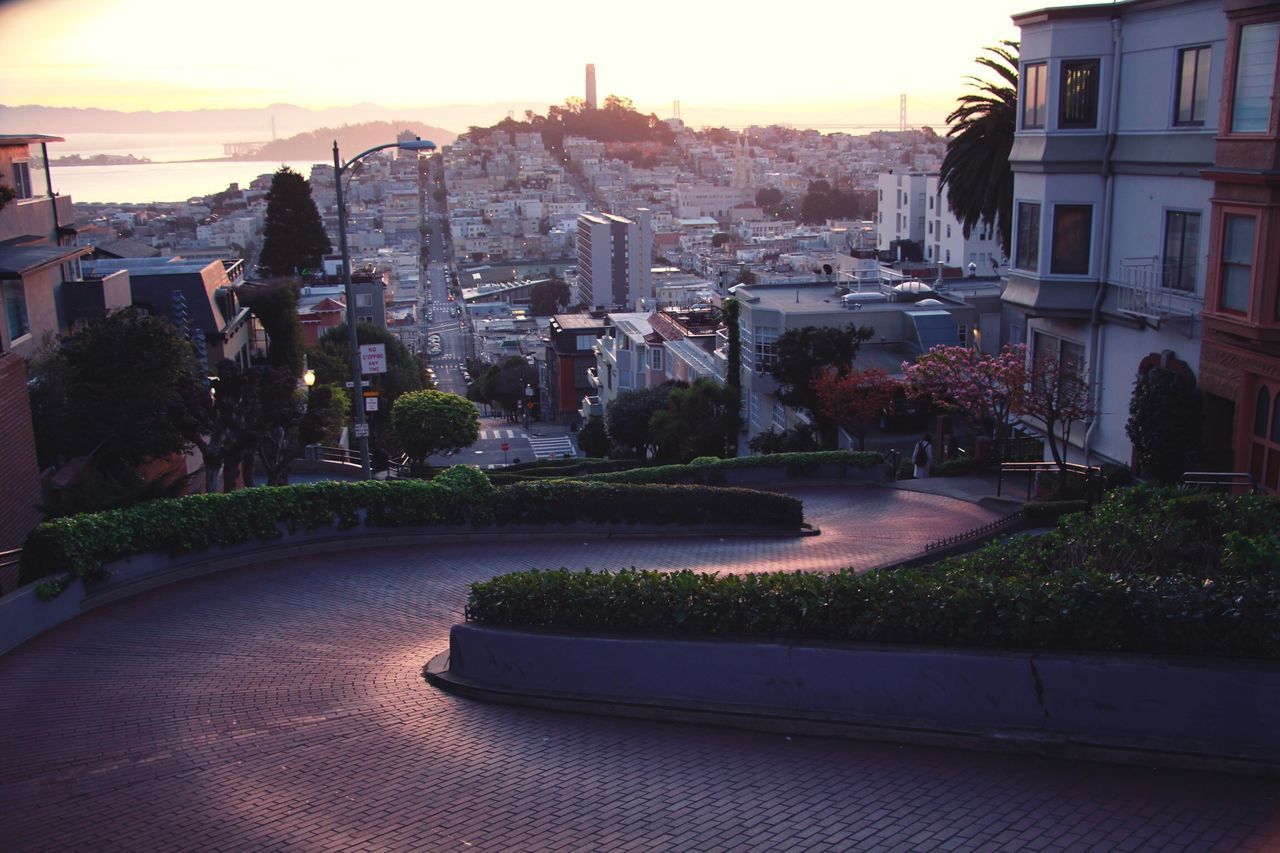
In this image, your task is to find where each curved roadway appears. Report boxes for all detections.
[2,486,1278,850]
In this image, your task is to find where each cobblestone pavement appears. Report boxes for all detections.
[2,487,1278,851]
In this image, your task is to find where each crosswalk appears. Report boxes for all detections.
[527,434,577,460]
[477,429,578,460]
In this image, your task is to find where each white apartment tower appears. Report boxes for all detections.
[876,172,929,252]
[576,210,653,310]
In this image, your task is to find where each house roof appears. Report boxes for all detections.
[0,243,90,276]
[311,297,346,312]
[93,238,162,259]
[0,134,65,147]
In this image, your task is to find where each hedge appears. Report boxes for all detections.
[20,468,803,594]
[466,487,1280,659]
[575,450,884,485]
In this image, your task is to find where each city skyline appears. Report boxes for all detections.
[0,0,1082,131]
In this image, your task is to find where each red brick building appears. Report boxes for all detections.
[1199,0,1280,489]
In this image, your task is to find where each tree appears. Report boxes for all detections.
[755,187,783,209]
[649,379,740,461]
[711,232,732,248]
[770,325,873,447]
[605,383,683,459]
[813,367,900,451]
[38,308,201,478]
[902,344,1027,439]
[492,357,539,419]
[258,166,331,277]
[722,298,743,457]
[1025,351,1093,474]
[238,281,305,375]
[311,323,423,457]
[1126,367,1203,482]
[577,415,611,458]
[391,390,480,473]
[529,278,572,316]
[939,41,1019,256]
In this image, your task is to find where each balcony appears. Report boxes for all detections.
[1113,257,1202,324]
[579,394,602,420]
[586,366,602,389]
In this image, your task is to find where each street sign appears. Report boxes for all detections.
[365,396,378,412]
[359,343,388,374]
[344,380,372,388]
[353,423,369,438]
[500,442,510,451]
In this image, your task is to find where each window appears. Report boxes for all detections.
[355,293,373,308]
[1221,213,1256,312]
[1249,384,1280,491]
[1175,46,1212,126]
[1015,202,1041,271]
[957,324,968,345]
[1059,59,1101,128]
[1232,22,1280,132]
[1050,205,1092,275]
[575,334,596,350]
[2,280,29,342]
[752,326,778,373]
[1023,62,1048,128]
[1162,211,1201,292]
[649,347,663,371]
[11,162,31,199]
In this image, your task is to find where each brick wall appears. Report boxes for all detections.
[0,352,44,551]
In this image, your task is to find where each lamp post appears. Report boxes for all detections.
[524,382,534,430]
[333,136,436,478]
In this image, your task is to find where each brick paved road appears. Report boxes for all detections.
[2,487,1278,851]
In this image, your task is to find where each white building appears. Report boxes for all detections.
[1006,0,1225,465]
[876,172,929,251]
[923,175,1005,273]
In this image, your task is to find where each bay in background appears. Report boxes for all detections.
[47,133,327,204]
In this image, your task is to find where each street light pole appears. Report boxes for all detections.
[333,136,436,479]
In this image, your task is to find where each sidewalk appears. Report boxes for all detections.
[886,471,1027,509]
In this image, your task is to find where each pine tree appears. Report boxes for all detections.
[258,166,331,277]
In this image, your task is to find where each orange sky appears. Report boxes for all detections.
[0,0,1076,129]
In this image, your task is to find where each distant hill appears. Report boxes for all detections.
[0,102,543,141]
[239,121,453,161]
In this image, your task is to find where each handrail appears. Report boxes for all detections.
[0,547,22,596]
[997,461,1103,504]
[1181,471,1258,494]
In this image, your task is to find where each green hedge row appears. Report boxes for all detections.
[467,487,1280,659]
[576,450,884,485]
[21,467,803,593]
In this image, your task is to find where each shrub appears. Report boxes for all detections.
[20,478,803,594]
[578,450,883,485]
[465,487,1280,659]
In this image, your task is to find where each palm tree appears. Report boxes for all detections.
[939,41,1019,258]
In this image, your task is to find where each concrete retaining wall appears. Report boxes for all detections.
[444,624,1280,766]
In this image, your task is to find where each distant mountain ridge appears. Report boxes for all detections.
[0,102,541,140]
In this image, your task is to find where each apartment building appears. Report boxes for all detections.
[545,313,609,424]
[588,312,663,414]
[1007,0,1226,466]
[1197,0,1280,486]
[876,172,929,252]
[0,134,89,549]
[575,210,653,310]
[923,175,1006,273]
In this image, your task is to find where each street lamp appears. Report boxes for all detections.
[524,382,534,430]
[334,136,436,478]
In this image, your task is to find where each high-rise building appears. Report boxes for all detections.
[585,64,597,110]
[576,210,652,310]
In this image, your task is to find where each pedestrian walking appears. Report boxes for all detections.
[912,434,933,479]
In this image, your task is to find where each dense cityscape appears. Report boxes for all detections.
[1,0,1279,849]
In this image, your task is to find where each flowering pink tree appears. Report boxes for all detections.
[813,367,900,451]
[902,344,1027,438]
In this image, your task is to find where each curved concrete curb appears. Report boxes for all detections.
[0,522,811,657]
[427,625,1280,777]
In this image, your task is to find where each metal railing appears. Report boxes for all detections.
[309,445,361,465]
[1181,471,1259,494]
[1114,257,1201,320]
[998,461,1103,505]
[0,547,22,596]
[924,511,1024,553]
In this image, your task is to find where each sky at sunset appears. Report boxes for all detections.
[0,0,1080,130]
